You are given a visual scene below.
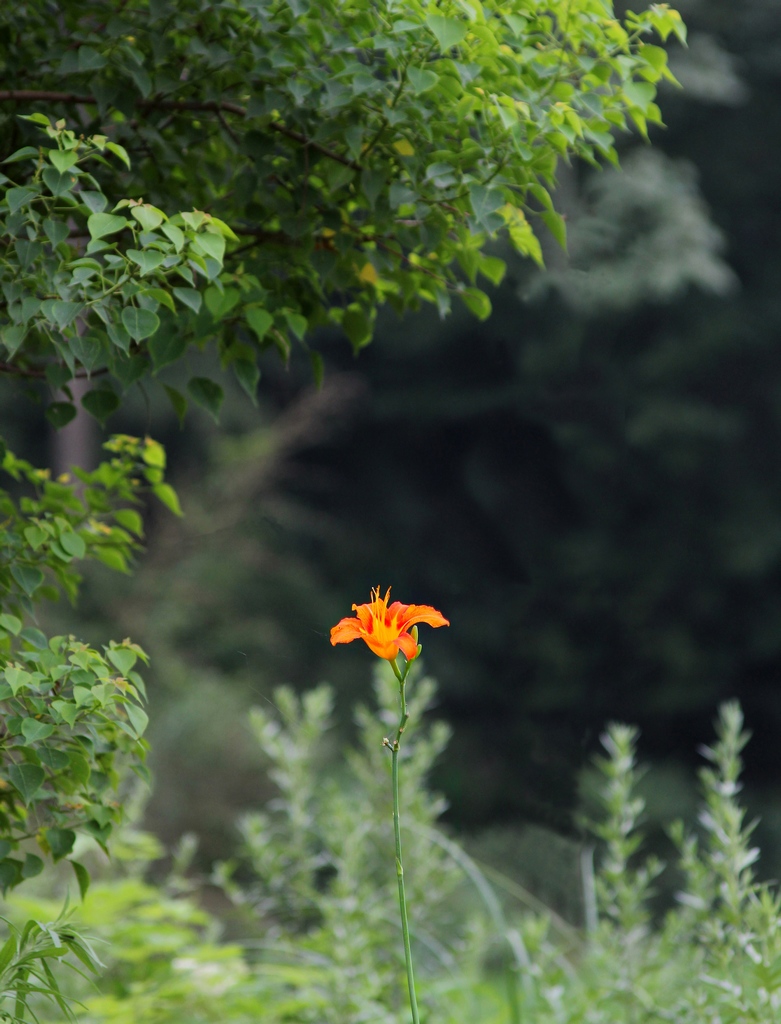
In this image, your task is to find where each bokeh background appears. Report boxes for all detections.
[2,0,780,920]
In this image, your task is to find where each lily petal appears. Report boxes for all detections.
[330,617,366,645]
[396,631,419,660]
[399,604,450,630]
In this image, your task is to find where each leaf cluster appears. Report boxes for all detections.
[0,435,180,896]
[1,0,684,420]
[0,907,102,1024]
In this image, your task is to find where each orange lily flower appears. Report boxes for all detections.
[330,586,449,661]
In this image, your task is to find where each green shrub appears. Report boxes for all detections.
[6,694,781,1024]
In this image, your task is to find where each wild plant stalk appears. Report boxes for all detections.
[387,653,420,1024]
[329,588,450,1022]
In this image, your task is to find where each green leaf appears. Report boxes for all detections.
[71,860,90,900]
[145,288,176,313]
[233,358,260,404]
[37,747,69,771]
[3,146,39,164]
[460,287,492,320]
[87,212,128,240]
[46,828,76,862]
[21,853,43,879]
[107,320,131,353]
[469,184,504,231]
[542,209,567,250]
[24,525,47,550]
[246,307,273,342]
[163,385,188,427]
[624,80,657,109]
[46,402,77,429]
[70,332,103,373]
[80,190,107,214]
[127,249,167,275]
[51,700,79,726]
[82,388,120,424]
[131,205,165,231]
[425,14,468,50]
[10,564,44,597]
[67,752,91,788]
[78,45,106,71]
[477,255,507,286]
[42,166,77,196]
[108,647,137,675]
[407,66,439,94]
[51,301,83,329]
[152,482,183,516]
[59,530,86,559]
[205,285,240,320]
[1,324,26,358]
[0,613,22,635]
[0,860,21,894]
[149,328,187,371]
[187,377,224,422]
[125,702,149,738]
[49,149,78,173]
[343,307,373,352]
[162,223,185,251]
[173,287,202,313]
[4,666,32,695]
[44,218,69,247]
[19,112,51,126]
[114,509,144,536]
[0,934,17,975]
[21,719,55,744]
[8,764,46,805]
[283,310,308,341]
[121,306,160,341]
[106,141,131,168]
[21,851,43,884]
[20,626,49,649]
[5,186,38,213]
[192,231,226,264]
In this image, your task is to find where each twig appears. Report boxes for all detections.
[0,360,109,380]
[0,91,362,170]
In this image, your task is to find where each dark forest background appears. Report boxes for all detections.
[2,0,780,916]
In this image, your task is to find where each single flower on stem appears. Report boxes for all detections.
[330,586,449,1024]
[330,585,449,661]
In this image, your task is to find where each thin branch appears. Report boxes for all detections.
[0,360,109,380]
[0,91,362,170]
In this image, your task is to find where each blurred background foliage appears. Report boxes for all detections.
[3,0,781,906]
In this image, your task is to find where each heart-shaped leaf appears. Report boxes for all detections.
[46,402,77,429]
[121,306,160,341]
[127,249,166,276]
[8,764,46,805]
[88,212,128,240]
[81,388,120,424]
[187,376,224,423]
[425,14,467,50]
[10,564,44,596]
[192,230,225,264]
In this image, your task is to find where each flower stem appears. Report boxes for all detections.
[390,658,420,1024]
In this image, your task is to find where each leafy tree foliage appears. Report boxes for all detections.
[1,0,684,422]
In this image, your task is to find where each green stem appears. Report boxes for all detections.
[390,657,420,1024]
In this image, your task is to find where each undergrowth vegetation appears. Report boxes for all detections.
[3,680,778,1023]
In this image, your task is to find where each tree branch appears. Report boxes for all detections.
[0,360,109,380]
[0,91,362,171]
